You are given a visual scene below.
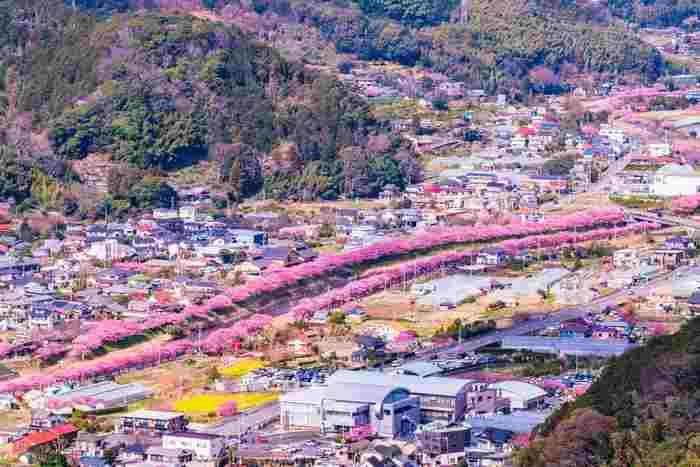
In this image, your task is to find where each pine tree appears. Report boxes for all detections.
[228,158,241,202]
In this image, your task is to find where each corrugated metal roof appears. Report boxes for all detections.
[672,116,700,130]
[280,387,326,405]
[397,361,443,378]
[328,370,469,397]
[323,383,406,407]
[121,409,184,421]
[501,336,635,356]
[465,412,550,434]
[488,381,547,401]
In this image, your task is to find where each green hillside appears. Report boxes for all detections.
[0,1,418,204]
[515,317,700,467]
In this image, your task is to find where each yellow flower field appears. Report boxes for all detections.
[173,392,278,414]
[219,358,266,378]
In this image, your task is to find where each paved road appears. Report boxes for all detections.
[626,209,700,231]
[197,402,280,436]
[541,152,634,210]
[422,264,698,356]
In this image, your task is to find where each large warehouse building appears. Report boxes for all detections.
[487,381,547,410]
[280,382,420,438]
[327,370,472,423]
[280,369,505,437]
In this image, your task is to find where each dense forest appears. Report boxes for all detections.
[607,0,700,28]
[256,0,665,91]
[64,0,665,93]
[514,317,700,467]
[0,1,421,206]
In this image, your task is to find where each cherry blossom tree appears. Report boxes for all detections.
[217,400,238,417]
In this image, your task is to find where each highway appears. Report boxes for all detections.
[625,209,700,231]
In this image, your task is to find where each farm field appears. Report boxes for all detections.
[219,358,267,378]
[173,392,279,415]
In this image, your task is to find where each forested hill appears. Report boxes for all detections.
[607,0,700,28]
[0,1,421,202]
[59,0,665,95]
[514,317,700,467]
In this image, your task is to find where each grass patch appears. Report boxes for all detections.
[609,195,665,210]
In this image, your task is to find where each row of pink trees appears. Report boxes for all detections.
[0,313,272,393]
[69,296,231,356]
[217,400,238,417]
[671,194,700,215]
[55,209,627,357]
[1,210,629,367]
[225,209,627,304]
[37,343,69,362]
[290,221,658,321]
[200,314,273,355]
[0,339,195,394]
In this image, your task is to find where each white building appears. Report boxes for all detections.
[178,206,198,222]
[86,239,135,261]
[162,432,225,461]
[599,125,626,144]
[648,143,671,157]
[487,381,546,410]
[280,382,420,438]
[650,163,700,197]
[613,248,640,269]
[152,208,180,220]
[510,135,527,151]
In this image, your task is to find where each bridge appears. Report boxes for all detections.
[624,209,700,232]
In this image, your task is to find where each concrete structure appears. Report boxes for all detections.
[501,335,636,357]
[651,164,700,197]
[49,381,153,413]
[416,421,470,466]
[613,248,640,269]
[279,383,420,438]
[328,370,471,423]
[487,381,546,410]
[115,410,187,436]
[143,446,192,467]
[162,432,224,461]
[648,143,672,157]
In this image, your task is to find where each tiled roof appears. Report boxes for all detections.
[13,423,78,454]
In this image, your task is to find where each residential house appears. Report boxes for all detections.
[115,410,187,436]
[591,325,620,340]
[559,319,591,338]
[87,239,135,262]
[415,421,469,467]
[613,249,640,269]
[477,248,509,266]
[687,291,700,315]
[287,333,312,355]
[652,248,686,268]
[664,236,696,252]
[143,447,192,467]
[162,432,225,463]
[230,229,268,247]
[353,335,387,363]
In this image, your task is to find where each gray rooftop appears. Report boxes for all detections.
[396,361,443,378]
[121,409,185,421]
[501,336,636,356]
[323,383,408,407]
[328,370,469,398]
[465,411,551,434]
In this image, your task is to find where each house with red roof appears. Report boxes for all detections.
[12,423,78,458]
